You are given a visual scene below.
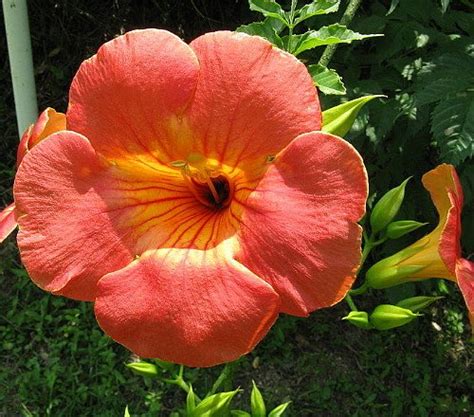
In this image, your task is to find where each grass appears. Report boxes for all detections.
[0,1,473,416]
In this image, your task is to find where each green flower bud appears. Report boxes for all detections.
[192,390,239,416]
[186,385,197,414]
[370,177,411,234]
[369,304,420,330]
[342,311,373,329]
[230,411,251,417]
[125,361,159,377]
[251,381,266,417]
[386,220,428,239]
[366,246,426,289]
[396,296,444,313]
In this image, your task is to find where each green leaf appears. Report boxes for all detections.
[230,411,251,417]
[250,381,266,417]
[236,20,284,49]
[440,0,451,13]
[322,95,384,137]
[386,0,400,15]
[187,385,197,414]
[191,390,239,417]
[294,0,340,25]
[370,177,411,234]
[268,402,291,417]
[415,54,474,106]
[248,0,288,25]
[124,406,131,417]
[308,64,346,95]
[396,296,444,313]
[287,24,382,56]
[431,93,474,164]
[125,361,159,377]
[386,220,428,239]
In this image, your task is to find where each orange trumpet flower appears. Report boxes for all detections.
[12,30,368,366]
[367,164,473,330]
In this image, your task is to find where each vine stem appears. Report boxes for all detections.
[318,0,363,67]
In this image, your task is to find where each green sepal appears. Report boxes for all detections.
[191,389,240,417]
[322,95,385,137]
[268,402,291,417]
[251,381,266,417]
[369,304,421,330]
[342,311,373,329]
[370,177,411,234]
[124,405,131,417]
[386,220,428,239]
[125,361,159,378]
[396,296,444,313]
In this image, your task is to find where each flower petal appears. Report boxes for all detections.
[422,164,463,274]
[95,244,280,367]
[0,203,17,243]
[183,31,321,167]
[456,258,474,333]
[234,132,368,316]
[17,108,66,166]
[67,29,200,163]
[14,132,135,301]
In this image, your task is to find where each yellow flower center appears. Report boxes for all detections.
[171,153,233,209]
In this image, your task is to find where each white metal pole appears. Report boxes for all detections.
[3,0,38,138]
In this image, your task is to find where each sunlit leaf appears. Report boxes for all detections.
[294,0,340,25]
[286,24,382,56]
[308,64,346,95]
[236,20,284,48]
[248,0,288,25]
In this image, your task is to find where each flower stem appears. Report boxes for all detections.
[207,360,239,397]
[345,293,358,311]
[318,0,363,67]
[163,366,202,402]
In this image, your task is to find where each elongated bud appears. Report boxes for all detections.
[366,246,426,289]
[396,296,443,313]
[370,177,411,234]
[125,361,159,377]
[251,381,266,417]
[342,311,373,329]
[369,304,420,330]
[268,402,291,417]
[386,220,428,239]
[186,385,196,414]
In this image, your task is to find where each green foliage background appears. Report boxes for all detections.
[0,1,473,416]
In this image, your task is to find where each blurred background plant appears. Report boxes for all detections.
[0,1,473,416]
